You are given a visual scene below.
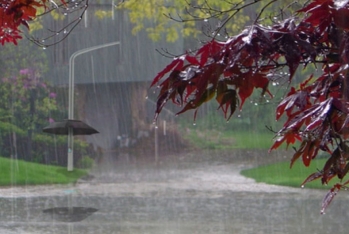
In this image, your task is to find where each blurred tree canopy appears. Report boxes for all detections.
[116,0,307,43]
[117,0,249,42]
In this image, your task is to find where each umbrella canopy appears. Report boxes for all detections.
[42,119,99,135]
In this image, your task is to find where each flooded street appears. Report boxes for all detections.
[0,150,348,234]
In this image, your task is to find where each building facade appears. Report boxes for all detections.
[43,2,183,153]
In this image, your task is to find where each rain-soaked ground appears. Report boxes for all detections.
[0,149,348,234]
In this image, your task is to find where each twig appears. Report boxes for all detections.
[28,0,89,48]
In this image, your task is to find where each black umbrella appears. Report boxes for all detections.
[42,119,99,135]
[43,119,99,171]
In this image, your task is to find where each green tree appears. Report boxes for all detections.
[0,35,65,161]
[0,67,58,161]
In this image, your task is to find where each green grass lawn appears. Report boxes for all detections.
[182,129,275,150]
[240,158,345,189]
[224,131,274,149]
[0,156,88,186]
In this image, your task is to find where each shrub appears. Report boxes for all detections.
[78,156,95,169]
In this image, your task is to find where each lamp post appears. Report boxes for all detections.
[67,41,120,171]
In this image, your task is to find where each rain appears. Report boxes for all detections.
[0,1,348,234]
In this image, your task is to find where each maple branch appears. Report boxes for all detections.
[211,0,272,38]
[28,0,89,48]
[151,0,349,214]
[165,0,261,37]
[253,0,278,24]
[265,125,278,134]
[155,48,180,58]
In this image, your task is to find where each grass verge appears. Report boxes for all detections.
[0,156,88,186]
[182,129,274,150]
[240,158,345,189]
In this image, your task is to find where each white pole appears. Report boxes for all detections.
[154,125,158,166]
[163,120,166,136]
[67,41,120,171]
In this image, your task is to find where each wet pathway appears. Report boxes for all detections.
[0,150,348,233]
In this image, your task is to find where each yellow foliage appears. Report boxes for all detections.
[95,10,113,19]
[166,27,179,43]
[50,10,65,21]
[146,28,162,41]
[28,19,43,33]
[27,7,46,33]
[182,27,199,38]
[118,0,250,42]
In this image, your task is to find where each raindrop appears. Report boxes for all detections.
[321,209,326,215]
[64,29,68,34]
[193,122,196,126]
[155,125,158,129]
[301,185,304,188]
[272,82,277,86]
[42,46,47,50]
[204,19,208,22]
[238,115,241,118]
[254,103,258,106]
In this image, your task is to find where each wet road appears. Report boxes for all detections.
[0,151,348,234]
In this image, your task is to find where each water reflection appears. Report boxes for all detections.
[43,207,98,222]
[0,192,348,234]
